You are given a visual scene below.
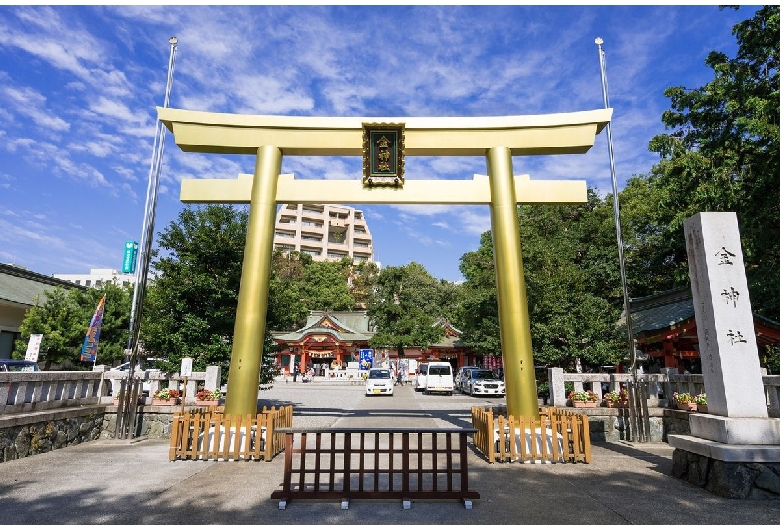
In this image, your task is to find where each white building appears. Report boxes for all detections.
[273,204,375,263]
[53,268,137,289]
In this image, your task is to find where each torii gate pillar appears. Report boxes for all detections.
[160,107,612,419]
[227,146,282,414]
[488,147,539,419]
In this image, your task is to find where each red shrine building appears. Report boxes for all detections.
[629,287,780,373]
[271,311,482,375]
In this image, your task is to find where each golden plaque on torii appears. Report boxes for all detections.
[362,122,405,187]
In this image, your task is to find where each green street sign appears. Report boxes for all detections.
[122,240,138,274]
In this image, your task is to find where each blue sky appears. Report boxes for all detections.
[0,5,756,283]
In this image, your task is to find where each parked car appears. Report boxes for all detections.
[108,358,163,396]
[414,362,429,392]
[464,369,506,397]
[455,366,479,392]
[365,368,394,396]
[424,362,454,395]
[1,359,40,404]
[0,359,40,372]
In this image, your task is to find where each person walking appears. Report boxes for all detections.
[398,359,408,386]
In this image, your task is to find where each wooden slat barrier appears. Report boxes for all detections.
[471,406,591,464]
[168,405,293,462]
[271,427,480,509]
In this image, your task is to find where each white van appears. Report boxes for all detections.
[414,362,429,392]
[424,362,454,395]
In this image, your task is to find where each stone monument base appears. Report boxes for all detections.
[668,434,780,499]
[690,414,780,445]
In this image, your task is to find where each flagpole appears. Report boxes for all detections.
[126,37,178,380]
[594,38,637,379]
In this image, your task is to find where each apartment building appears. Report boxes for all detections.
[273,204,375,263]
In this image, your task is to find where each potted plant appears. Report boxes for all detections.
[673,392,697,411]
[603,389,628,408]
[694,393,708,413]
[195,388,221,406]
[568,390,598,408]
[152,388,181,405]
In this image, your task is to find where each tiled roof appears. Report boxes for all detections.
[272,310,374,342]
[623,286,780,336]
[0,263,85,307]
[629,288,695,335]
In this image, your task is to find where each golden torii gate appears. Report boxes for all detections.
[159,107,611,420]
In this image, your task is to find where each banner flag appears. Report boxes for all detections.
[80,294,106,362]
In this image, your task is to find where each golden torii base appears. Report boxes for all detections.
[160,108,611,420]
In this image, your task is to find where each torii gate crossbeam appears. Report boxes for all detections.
[160,107,611,420]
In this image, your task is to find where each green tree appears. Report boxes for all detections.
[268,249,309,330]
[301,259,355,311]
[140,205,280,385]
[14,287,83,369]
[617,175,687,297]
[344,259,380,309]
[456,232,501,357]
[76,282,133,367]
[457,194,625,370]
[14,282,131,370]
[647,5,780,320]
[367,262,446,358]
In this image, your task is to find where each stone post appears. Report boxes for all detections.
[683,212,778,444]
[548,367,565,407]
[205,365,221,392]
[668,212,780,498]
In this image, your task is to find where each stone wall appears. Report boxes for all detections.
[100,410,178,440]
[672,449,780,499]
[0,406,105,463]
[0,405,183,463]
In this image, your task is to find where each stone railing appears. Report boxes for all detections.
[546,367,780,415]
[0,365,222,414]
[98,365,221,404]
[0,370,106,414]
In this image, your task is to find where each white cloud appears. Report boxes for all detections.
[2,85,70,131]
[89,96,145,125]
[458,207,492,236]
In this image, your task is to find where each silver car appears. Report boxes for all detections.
[465,369,506,397]
[455,366,479,392]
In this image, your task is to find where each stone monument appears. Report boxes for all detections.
[668,212,780,498]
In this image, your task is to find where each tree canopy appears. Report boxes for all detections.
[140,205,278,384]
[647,5,780,320]
[13,282,132,370]
[456,192,626,371]
[367,262,452,358]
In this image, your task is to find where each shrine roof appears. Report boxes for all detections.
[623,287,780,339]
[272,310,374,342]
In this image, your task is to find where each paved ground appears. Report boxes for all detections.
[1,379,779,525]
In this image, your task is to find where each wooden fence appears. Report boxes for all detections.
[271,427,480,509]
[168,405,293,462]
[471,406,591,464]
